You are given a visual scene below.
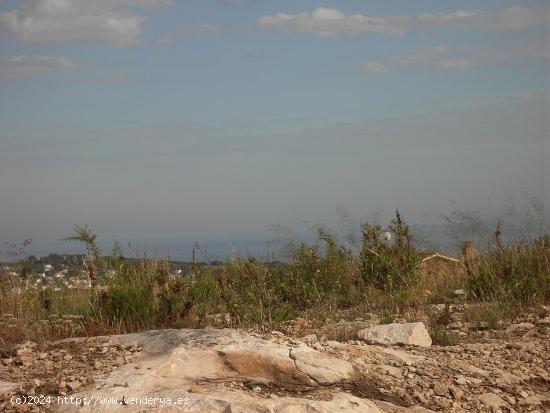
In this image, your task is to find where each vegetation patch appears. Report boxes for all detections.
[1,214,549,349]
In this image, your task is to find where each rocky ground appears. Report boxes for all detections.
[0,311,549,412]
[0,338,142,412]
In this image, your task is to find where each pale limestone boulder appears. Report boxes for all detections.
[53,329,393,413]
[0,381,19,399]
[290,345,362,384]
[504,322,535,335]
[217,340,313,385]
[518,395,542,407]
[51,329,437,412]
[478,392,507,410]
[357,322,432,347]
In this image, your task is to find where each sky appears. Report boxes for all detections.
[0,0,549,259]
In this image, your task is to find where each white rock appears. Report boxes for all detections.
[505,322,535,335]
[518,395,542,407]
[478,392,507,409]
[357,322,432,347]
[302,334,317,343]
[0,381,19,398]
[53,329,392,413]
[380,365,403,378]
[290,345,360,384]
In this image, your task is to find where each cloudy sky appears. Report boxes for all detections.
[0,0,549,258]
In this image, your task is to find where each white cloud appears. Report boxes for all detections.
[258,5,550,37]
[258,8,410,37]
[0,55,79,78]
[433,59,479,70]
[362,62,389,73]
[417,5,549,30]
[108,0,174,7]
[217,0,257,7]
[362,39,550,73]
[0,0,174,46]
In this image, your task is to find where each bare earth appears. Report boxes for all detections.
[1,314,549,412]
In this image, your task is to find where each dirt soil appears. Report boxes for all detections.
[1,313,549,412]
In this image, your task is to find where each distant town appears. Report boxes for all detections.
[0,254,227,292]
[0,253,289,293]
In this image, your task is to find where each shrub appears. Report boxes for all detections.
[466,238,550,305]
[430,328,460,346]
[97,259,193,330]
[359,211,421,292]
[223,260,279,324]
[288,231,358,309]
[462,302,517,328]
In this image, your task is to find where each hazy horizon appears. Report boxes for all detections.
[1,0,549,260]
[2,192,548,262]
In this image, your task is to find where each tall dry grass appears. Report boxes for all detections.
[1,214,549,349]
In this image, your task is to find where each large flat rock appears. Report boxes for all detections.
[52,329,426,412]
[357,323,432,347]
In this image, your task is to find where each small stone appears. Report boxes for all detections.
[114,357,125,367]
[18,354,33,366]
[381,365,403,378]
[67,381,81,391]
[432,383,449,397]
[1,358,13,366]
[519,389,529,398]
[454,375,467,385]
[253,386,262,393]
[478,392,506,410]
[518,395,541,407]
[449,385,464,400]
[503,394,516,405]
